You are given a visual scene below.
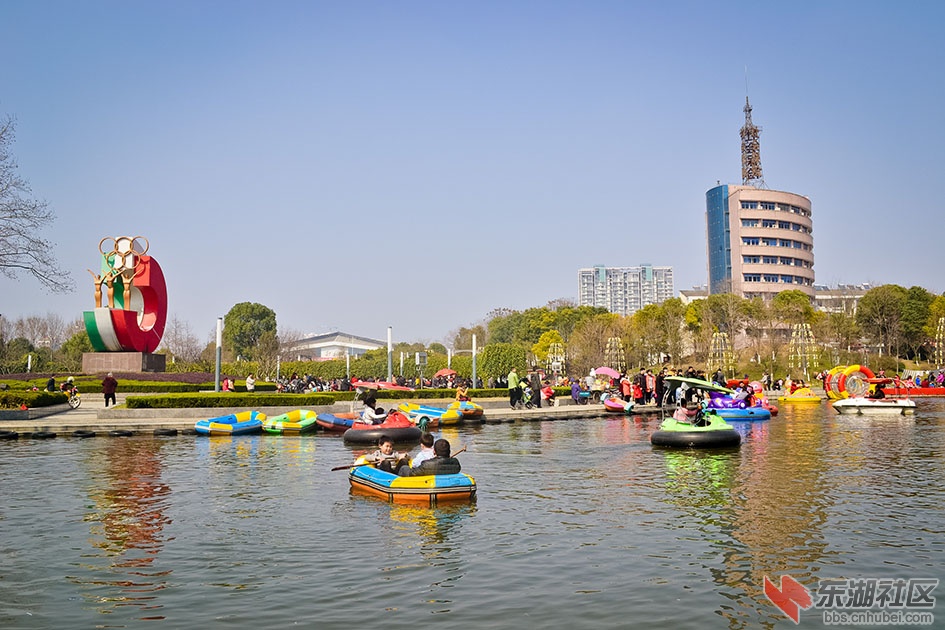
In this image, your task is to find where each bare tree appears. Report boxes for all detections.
[0,116,71,292]
[160,315,203,363]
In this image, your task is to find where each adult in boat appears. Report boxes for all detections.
[397,439,461,477]
[359,394,388,425]
[868,386,886,399]
[456,381,470,402]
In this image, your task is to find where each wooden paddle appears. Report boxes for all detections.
[331,446,467,471]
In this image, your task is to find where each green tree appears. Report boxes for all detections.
[772,290,815,326]
[0,336,34,373]
[856,285,908,357]
[901,286,934,359]
[479,343,527,382]
[531,330,565,363]
[223,302,277,361]
[59,330,92,372]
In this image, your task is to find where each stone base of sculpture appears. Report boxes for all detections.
[82,352,166,374]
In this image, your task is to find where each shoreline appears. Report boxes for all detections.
[0,395,666,435]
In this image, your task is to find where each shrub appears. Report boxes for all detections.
[125,392,336,409]
[0,390,68,409]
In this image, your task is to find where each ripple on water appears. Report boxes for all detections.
[0,404,943,628]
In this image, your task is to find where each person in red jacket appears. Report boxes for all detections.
[102,372,118,407]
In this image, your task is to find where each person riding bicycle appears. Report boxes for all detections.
[60,377,77,394]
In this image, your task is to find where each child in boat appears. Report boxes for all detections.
[367,435,408,473]
[408,432,436,469]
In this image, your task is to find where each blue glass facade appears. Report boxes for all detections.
[706,185,731,294]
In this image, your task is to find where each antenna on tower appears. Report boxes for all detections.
[740,88,765,189]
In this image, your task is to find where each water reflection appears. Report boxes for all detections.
[2,402,943,629]
[388,502,478,551]
[77,438,173,620]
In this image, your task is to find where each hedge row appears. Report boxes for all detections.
[0,390,68,409]
[124,392,336,409]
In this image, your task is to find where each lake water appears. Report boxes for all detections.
[1,402,943,629]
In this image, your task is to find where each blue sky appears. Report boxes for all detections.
[2,1,943,345]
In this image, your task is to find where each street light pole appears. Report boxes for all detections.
[387,326,393,383]
[472,334,477,389]
[215,317,223,392]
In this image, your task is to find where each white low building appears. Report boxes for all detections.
[283,332,385,361]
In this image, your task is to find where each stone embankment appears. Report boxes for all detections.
[0,393,665,436]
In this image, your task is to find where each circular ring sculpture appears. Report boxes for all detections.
[84,235,167,353]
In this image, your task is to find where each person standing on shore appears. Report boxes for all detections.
[529,370,542,408]
[508,368,520,409]
[102,372,118,407]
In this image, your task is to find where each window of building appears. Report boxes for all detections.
[761,202,776,210]
[742,237,760,246]
[763,274,779,282]
[762,219,777,228]
[781,275,794,283]
[743,255,760,264]
[762,237,778,246]
[744,274,761,282]
[741,201,758,209]
[763,256,778,264]
[741,219,759,227]
[780,257,793,265]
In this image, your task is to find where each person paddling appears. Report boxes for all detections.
[397,439,461,477]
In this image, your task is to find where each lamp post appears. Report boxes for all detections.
[214,317,223,392]
[450,334,479,388]
[387,326,393,383]
[472,334,477,388]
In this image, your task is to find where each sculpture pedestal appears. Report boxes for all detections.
[82,352,166,374]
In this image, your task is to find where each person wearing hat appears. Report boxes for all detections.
[397,439,461,476]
